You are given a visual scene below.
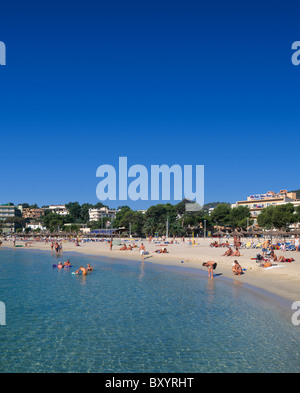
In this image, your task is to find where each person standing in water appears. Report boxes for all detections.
[202,261,217,278]
[139,243,146,261]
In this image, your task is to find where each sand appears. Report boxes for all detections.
[2,237,300,304]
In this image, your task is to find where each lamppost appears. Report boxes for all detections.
[166,217,169,240]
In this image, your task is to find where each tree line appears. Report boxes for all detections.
[2,200,300,235]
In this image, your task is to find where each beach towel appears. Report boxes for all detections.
[263,265,286,270]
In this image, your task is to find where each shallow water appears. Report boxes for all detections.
[0,248,300,373]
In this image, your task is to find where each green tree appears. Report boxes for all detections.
[143,217,157,236]
[257,203,296,229]
[66,202,82,222]
[4,216,26,231]
[210,203,231,227]
[295,206,300,223]
[113,206,132,228]
[145,203,177,236]
[42,213,66,232]
[81,203,93,223]
[230,206,252,229]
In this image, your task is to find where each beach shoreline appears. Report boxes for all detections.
[2,237,300,305]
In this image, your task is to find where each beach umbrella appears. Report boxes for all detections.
[278,230,292,242]
[253,230,264,237]
[214,230,225,236]
[231,230,242,236]
[214,230,225,244]
[265,229,279,241]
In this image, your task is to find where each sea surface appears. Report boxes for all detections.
[0,247,299,373]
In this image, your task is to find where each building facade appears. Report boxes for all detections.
[0,204,22,233]
[22,208,45,220]
[232,190,299,225]
[46,205,69,216]
[89,207,117,222]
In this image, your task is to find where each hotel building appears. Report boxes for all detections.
[232,190,299,225]
[89,207,117,222]
[0,204,22,233]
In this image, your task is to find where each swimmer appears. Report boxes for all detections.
[87,264,93,272]
[57,262,63,269]
[75,266,88,275]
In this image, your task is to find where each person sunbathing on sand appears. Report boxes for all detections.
[278,256,295,263]
[154,248,168,254]
[270,250,277,261]
[262,261,273,268]
[232,247,242,257]
[222,247,233,256]
[120,244,127,251]
[232,260,243,276]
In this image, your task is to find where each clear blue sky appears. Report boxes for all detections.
[0,0,299,209]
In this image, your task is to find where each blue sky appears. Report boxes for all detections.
[0,0,299,209]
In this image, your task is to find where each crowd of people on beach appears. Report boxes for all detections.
[51,241,63,254]
[1,231,299,281]
[204,234,300,278]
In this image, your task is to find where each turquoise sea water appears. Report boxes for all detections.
[0,248,300,373]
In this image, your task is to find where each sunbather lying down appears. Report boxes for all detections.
[154,248,168,254]
[278,256,295,263]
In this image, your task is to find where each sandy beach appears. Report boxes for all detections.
[2,237,300,304]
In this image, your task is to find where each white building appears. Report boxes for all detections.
[47,205,69,216]
[25,223,47,232]
[89,207,117,222]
